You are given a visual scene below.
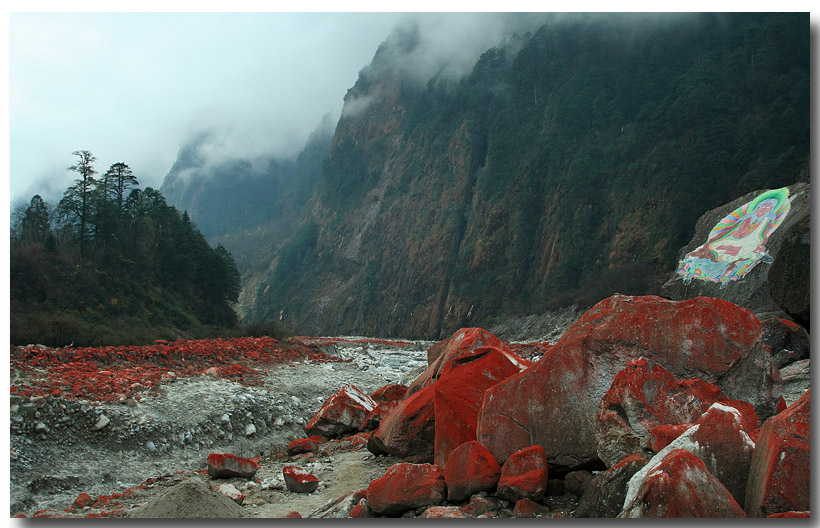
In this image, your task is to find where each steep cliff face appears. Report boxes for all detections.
[245,13,809,339]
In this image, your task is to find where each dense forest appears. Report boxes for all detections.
[241,13,809,338]
[10,151,246,346]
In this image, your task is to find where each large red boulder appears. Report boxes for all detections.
[406,328,511,396]
[370,383,408,403]
[283,466,319,493]
[595,357,758,466]
[496,445,549,503]
[744,390,810,517]
[304,384,376,438]
[359,400,401,432]
[206,453,260,479]
[620,448,746,518]
[367,384,436,460]
[434,345,526,468]
[367,463,446,517]
[478,295,769,468]
[443,441,501,502]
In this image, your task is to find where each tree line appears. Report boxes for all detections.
[10,150,244,346]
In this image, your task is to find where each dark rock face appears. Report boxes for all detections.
[576,453,650,518]
[767,216,810,330]
[662,182,810,321]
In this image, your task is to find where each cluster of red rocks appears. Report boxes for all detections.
[293,295,810,518]
[10,336,345,402]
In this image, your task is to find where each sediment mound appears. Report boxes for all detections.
[129,478,250,518]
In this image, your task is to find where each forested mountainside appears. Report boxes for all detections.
[160,116,334,278]
[219,13,807,340]
[10,152,243,346]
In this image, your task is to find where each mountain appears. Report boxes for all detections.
[187,13,809,340]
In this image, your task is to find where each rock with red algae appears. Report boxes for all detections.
[32,509,81,518]
[461,494,504,516]
[304,384,376,438]
[366,462,446,517]
[371,383,408,403]
[649,423,693,452]
[349,498,372,518]
[443,440,501,502]
[283,465,319,494]
[67,491,94,512]
[576,452,650,518]
[282,511,302,518]
[367,384,436,460]
[595,357,759,467]
[478,295,769,469]
[513,498,552,518]
[767,511,811,518]
[420,506,470,518]
[496,445,549,503]
[434,345,526,468]
[359,400,400,432]
[11,512,27,518]
[621,448,746,518]
[286,438,319,456]
[206,453,260,479]
[407,328,516,396]
[744,390,810,517]
[214,483,245,505]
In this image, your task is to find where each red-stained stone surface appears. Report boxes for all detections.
[621,448,746,518]
[767,511,811,518]
[368,384,436,460]
[496,445,549,503]
[595,357,759,467]
[283,466,319,494]
[32,509,81,518]
[478,295,766,467]
[206,453,260,479]
[349,498,372,518]
[214,483,245,505]
[443,440,502,502]
[407,328,517,396]
[282,510,302,518]
[649,423,693,452]
[513,498,552,518]
[304,384,376,438]
[10,337,344,402]
[370,383,408,403]
[434,346,525,468]
[576,452,650,518]
[366,462,446,517]
[286,438,319,456]
[68,492,94,511]
[359,400,400,432]
[745,390,810,517]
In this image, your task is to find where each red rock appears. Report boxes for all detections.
[745,390,810,517]
[286,438,319,456]
[576,453,650,518]
[359,400,400,432]
[349,498,371,518]
[282,510,302,518]
[305,384,376,438]
[368,384,436,460]
[206,453,260,479]
[621,448,746,517]
[496,445,548,503]
[461,495,503,516]
[443,440,501,502]
[420,506,469,518]
[366,462,446,517]
[70,491,94,510]
[478,295,768,468]
[32,509,80,518]
[11,513,27,518]
[649,423,692,452]
[513,498,552,518]
[307,434,325,444]
[214,483,245,505]
[283,465,319,493]
[407,328,515,396]
[595,357,759,466]
[371,383,408,403]
[434,346,525,468]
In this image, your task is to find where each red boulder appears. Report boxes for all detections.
[595,357,758,466]
[443,440,501,502]
[283,466,319,494]
[478,295,767,468]
[371,383,408,403]
[286,438,319,456]
[434,346,525,468]
[367,462,446,517]
[496,445,549,503]
[744,390,810,517]
[513,498,552,518]
[359,400,400,432]
[621,448,746,518]
[367,384,436,460]
[304,384,376,438]
[206,453,260,479]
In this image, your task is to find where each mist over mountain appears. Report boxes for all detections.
[164,13,809,340]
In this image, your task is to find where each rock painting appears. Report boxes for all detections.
[677,187,790,287]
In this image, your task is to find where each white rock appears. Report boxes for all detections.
[245,423,257,436]
[221,413,230,423]
[94,414,110,430]
[145,441,156,452]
